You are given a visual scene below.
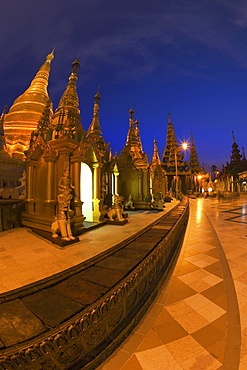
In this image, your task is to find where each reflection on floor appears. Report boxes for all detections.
[100,196,247,370]
[0,202,178,293]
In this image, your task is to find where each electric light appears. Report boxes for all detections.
[197,175,202,180]
[181,142,188,150]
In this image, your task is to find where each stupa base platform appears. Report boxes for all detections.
[32,228,80,247]
[105,218,128,225]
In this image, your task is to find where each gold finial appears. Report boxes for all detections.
[168,112,171,124]
[3,105,8,115]
[46,49,55,62]
[87,86,102,136]
[94,85,101,100]
[72,54,81,74]
[129,101,134,117]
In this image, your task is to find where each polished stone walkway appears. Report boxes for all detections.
[0,201,178,293]
[100,196,247,370]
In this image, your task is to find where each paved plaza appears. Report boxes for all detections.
[1,196,247,369]
[0,201,178,293]
[100,196,247,370]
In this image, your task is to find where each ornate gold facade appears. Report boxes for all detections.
[118,108,151,209]
[1,53,169,236]
[21,59,116,235]
[150,139,167,195]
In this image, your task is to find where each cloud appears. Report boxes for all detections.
[1,0,247,85]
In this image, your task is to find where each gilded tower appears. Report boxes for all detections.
[189,132,203,175]
[230,131,242,164]
[188,132,203,193]
[87,90,102,137]
[85,89,111,221]
[22,58,114,236]
[50,58,85,142]
[220,131,247,192]
[4,51,54,159]
[118,108,150,208]
[149,139,167,195]
[22,58,86,236]
[162,113,189,194]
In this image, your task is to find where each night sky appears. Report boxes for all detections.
[1,0,247,171]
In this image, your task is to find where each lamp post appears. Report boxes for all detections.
[174,142,188,199]
[174,149,178,199]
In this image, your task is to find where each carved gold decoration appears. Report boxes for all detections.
[51,166,76,241]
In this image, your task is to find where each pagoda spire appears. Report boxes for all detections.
[168,112,171,124]
[189,132,202,174]
[151,139,161,165]
[162,112,188,174]
[242,147,246,160]
[26,50,54,95]
[52,58,84,139]
[135,119,143,151]
[230,131,242,164]
[57,58,80,110]
[162,113,178,164]
[126,107,139,146]
[87,87,102,136]
[119,106,148,166]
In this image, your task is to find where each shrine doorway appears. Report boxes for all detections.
[80,163,93,222]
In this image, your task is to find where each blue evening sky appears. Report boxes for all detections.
[1,0,247,171]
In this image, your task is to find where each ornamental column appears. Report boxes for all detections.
[142,169,149,200]
[43,152,57,217]
[70,159,83,217]
[25,161,35,214]
[114,170,119,195]
[138,172,143,200]
[92,162,101,222]
[107,171,113,206]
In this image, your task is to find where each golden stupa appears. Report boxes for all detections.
[4,51,54,159]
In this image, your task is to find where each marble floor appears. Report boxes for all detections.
[0,201,178,293]
[99,196,247,370]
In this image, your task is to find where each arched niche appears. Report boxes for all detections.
[80,162,93,222]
